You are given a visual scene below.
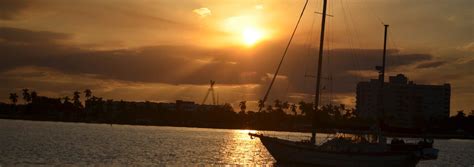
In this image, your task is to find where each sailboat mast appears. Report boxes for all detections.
[376,25,389,144]
[381,24,389,85]
[311,0,328,145]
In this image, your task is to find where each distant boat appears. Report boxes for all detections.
[249,0,438,166]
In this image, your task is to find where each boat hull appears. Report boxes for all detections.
[255,135,419,167]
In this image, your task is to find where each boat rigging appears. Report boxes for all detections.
[249,0,439,166]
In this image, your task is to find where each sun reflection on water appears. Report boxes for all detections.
[237,129,258,134]
[219,129,273,165]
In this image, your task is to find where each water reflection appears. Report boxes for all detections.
[1,120,471,166]
[221,129,274,165]
[236,129,258,137]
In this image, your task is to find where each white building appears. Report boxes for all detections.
[356,74,450,128]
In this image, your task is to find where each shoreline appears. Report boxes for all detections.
[1,117,472,140]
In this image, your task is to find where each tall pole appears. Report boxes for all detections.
[381,24,389,84]
[377,24,389,144]
[311,0,328,145]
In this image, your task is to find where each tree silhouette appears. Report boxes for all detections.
[84,89,92,100]
[257,99,265,112]
[73,91,80,102]
[298,101,314,116]
[2,87,471,134]
[30,91,38,102]
[73,91,83,109]
[282,101,290,113]
[298,101,307,115]
[239,101,247,113]
[266,104,273,113]
[63,96,71,104]
[455,110,466,118]
[321,104,344,122]
[274,99,282,112]
[9,93,18,105]
[298,101,305,115]
[290,103,297,116]
[22,88,31,104]
[343,108,355,119]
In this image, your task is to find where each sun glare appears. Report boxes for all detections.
[242,27,263,46]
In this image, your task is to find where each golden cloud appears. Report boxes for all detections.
[193,7,211,18]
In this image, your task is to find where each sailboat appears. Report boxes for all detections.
[249,0,439,166]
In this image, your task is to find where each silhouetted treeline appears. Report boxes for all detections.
[1,89,473,136]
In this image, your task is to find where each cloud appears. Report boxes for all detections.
[0,1,209,49]
[0,27,435,88]
[193,8,211,18]
[0,27,71,44]
[0,66,262,110]
[1,27,471,112]
[264,73,288,80]
[416,61,446,69]
[402,57,474,113]
[458,42,474,52]
[0,0,32,20]
[346,70,378,79]
[0,27,79,72]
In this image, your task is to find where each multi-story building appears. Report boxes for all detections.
[356,74,450,128]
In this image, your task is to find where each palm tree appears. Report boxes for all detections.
[9,93,18,105]
[298,101,306,115]
[298,101,313,116]
[290,103,297,116]
[63,96,71,104]
[73,91,80,101]
[30,91,38,102]
[282,101,290,112]
[84,89,92,100]
[90,96,98,102]
[73,91,82,108]
[257,99,265,112]
[239,101,247,113]
[274,99,282,112]
[22,88,31,104]
[266,104,273,113]
[335,104,344,120]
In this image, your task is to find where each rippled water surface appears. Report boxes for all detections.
[0,119,473,166]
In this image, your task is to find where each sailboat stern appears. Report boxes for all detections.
[418,148,439,160]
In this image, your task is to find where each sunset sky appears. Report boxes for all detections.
[1,0,472,114]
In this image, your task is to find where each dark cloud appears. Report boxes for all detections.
[415,58,474,82]
[262,48,433,96]
[1,27,471,112]
[0,27,436,102]
[416,61,447,69]
[0,27,78,71]
[0,27,71,44]
[0,0,31,20]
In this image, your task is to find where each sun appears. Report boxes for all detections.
[242,27,264,46]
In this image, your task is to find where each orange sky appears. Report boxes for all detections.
[0,0,473,114]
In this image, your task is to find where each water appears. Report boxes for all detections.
[0,119,473,166]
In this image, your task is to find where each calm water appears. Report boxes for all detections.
[0,119,473,166]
